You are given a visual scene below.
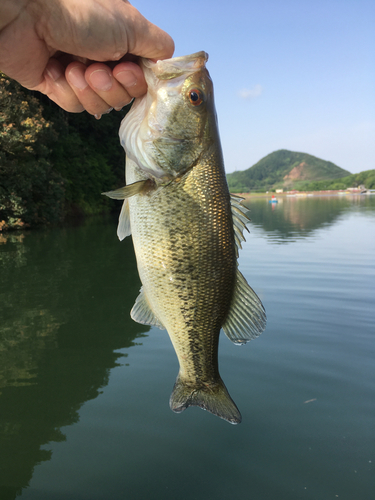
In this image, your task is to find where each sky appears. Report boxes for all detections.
[135,0,374,174]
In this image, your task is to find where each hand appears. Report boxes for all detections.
[0,0,174,115]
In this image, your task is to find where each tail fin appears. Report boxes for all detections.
[169,374,242,425]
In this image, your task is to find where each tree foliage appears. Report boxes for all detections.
[0,73,64,229]
[296,169,375,191]
[0,73,127,230]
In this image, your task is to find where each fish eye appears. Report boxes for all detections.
[188,88,204,106]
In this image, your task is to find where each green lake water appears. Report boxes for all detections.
[0,194,374,500]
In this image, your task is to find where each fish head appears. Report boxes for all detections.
[120,51,220,181]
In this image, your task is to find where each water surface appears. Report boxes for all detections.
[0,195,374,499]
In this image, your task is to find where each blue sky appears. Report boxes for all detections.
[136,0,374,174]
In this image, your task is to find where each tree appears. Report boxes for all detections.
[0,73,64,229]
[0,73,127,230]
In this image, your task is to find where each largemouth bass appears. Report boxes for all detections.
[104,51,266,424]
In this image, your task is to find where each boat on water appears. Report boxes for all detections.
[269,195,278,203]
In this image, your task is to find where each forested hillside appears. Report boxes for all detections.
[227,150,351,192]
[295,169,375,191]
[0,72,128,231]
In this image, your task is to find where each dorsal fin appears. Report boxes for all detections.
[222,269,266,345]
[131,287,165,329]
[230,195,250,257]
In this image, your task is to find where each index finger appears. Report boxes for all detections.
[112,60,147,98]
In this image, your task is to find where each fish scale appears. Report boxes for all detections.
[129,147,235,385]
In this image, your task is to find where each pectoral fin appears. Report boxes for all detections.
[222,269,266,345]
[131,287,165,329]
[102,180,152,200]
[102,180,155,241]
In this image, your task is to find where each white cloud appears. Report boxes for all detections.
[238,84,263,100]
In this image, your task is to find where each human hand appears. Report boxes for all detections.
[0,0,174,115]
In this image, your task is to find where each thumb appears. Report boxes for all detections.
[39,1,174,63]
[121,4,175,61]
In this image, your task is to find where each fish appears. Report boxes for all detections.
[103,51,266,424]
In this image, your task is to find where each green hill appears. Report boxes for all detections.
[226,149,351,192]
[297,169,375,192]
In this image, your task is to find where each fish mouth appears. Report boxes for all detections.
[143,51,208,80]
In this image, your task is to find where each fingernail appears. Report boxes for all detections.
[104,107,113,114]
[45,64,62,82]
[68,67,88,90]
[115,70,137,88]
[89,69,112,91]
[95,114,102,120]
[114,99,133,111]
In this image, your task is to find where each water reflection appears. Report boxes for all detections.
[0,216,148,500]
[1,198,375,499]
[242,194,375,242]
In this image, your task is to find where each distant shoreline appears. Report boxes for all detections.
[232,189,372,199]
